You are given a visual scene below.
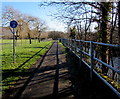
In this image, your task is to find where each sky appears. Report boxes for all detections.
[2,2,67,32]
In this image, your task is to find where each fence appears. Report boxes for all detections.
[59,38,120,98]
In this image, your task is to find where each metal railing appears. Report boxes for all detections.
[59,38,120,98]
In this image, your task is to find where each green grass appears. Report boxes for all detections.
[1,39,52,91]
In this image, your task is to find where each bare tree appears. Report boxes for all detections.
[2,6,23,39]
[2,6,47,43]
[39,2,98,40]
[21,15,36,44]
[33,18,47,42]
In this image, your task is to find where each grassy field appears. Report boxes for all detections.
[1,39,52,91]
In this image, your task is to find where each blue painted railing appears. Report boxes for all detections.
[59,38,120,98]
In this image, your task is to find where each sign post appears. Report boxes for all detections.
[10,20,18,63]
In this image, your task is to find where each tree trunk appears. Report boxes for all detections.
[38,38,41,42]
[100,2,110,75]
[38,33,41,43]
[28,32,32,44]
[108,3,117,79]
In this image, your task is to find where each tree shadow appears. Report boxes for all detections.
[24,47,47,49]
[2,45,49,80]
[2,63,73,99]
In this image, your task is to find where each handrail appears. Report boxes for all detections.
[74,39,120,47]
[59,38,120,98]
[93,42,120,47]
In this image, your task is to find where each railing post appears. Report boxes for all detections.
[61,38,63,44]
[64,39,66,46]
[74,39,77,54]
[70,39,71,49]
[71,39,73,50]
[80,41,83,66]
[90,41,94,81]
[69,39,71,50]
[67,39,69,47]
[68,39,70,48]
[66,39,67,47]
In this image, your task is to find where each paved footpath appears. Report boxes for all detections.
[4,41,73,99]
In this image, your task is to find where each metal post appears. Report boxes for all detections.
[79,41,83,68]
[70,39,71,49]
[68,38,70,48]
[80,41,83,60]
[10,20,18,63]
[61,38,63,44]
[69,39,70,48]
[74,39,76,53]
[13,28,16,63]
[90,41,94,81]
[67,39,69,47]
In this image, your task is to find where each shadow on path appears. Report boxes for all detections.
[2,42,74,99]
[2,43,50,81]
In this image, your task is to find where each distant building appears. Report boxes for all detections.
[1,27,12,39]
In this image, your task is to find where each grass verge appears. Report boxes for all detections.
[2,39,52,92]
